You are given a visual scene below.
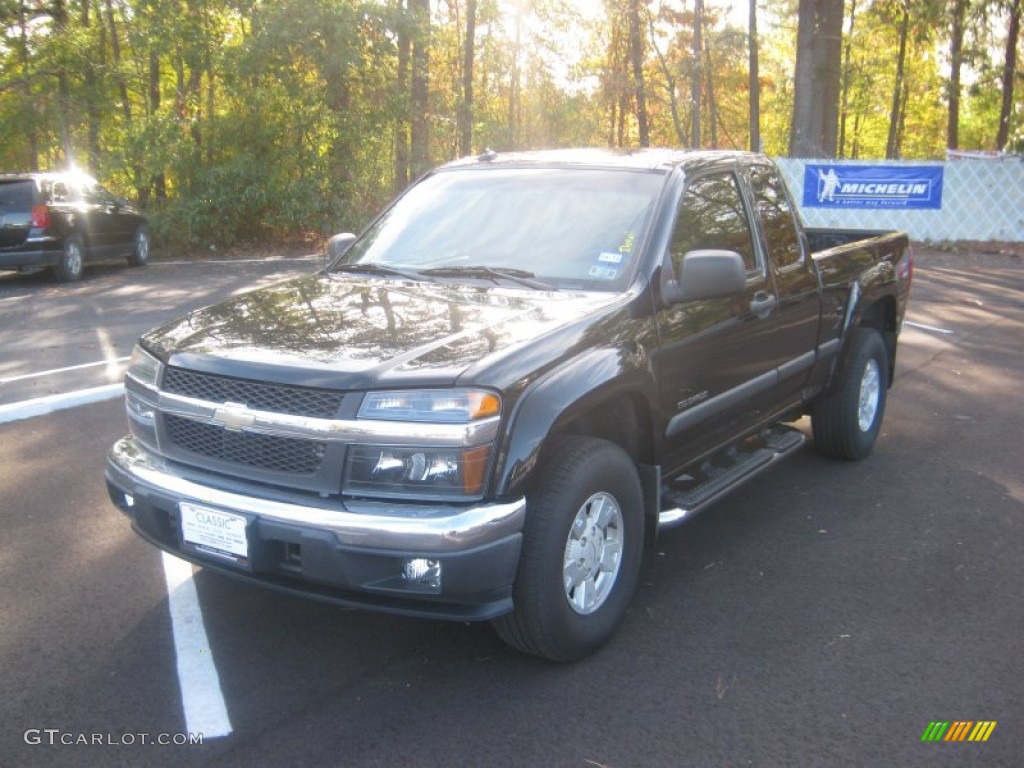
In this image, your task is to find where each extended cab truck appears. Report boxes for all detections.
[105,150,912,661]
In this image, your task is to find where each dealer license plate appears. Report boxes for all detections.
[180,502,249,564]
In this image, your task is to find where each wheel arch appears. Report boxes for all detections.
[854,294,898,386]
[493,348,658,500]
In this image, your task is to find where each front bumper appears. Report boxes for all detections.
[105,436,525,620]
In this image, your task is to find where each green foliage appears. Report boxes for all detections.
[0,0,1019,253]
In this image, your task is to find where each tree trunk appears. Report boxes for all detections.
[82,1,102,171]
[691,0,703,147]
[647,13,685,143]
[618,89,629,146]
[17,0,38,169]
[410,0,430,177]
[395,0,411,192]
[996,0,1021,150]
[105,0,145,193]
[51,0,73,165]
[789,0,844,158]
[459,0,477,156]
[885,6,909,159]
[838,0,858,158]
[748,0,760,152]
[705,41,718,148]
[947,0,968,150]
[509,1,524,148]
[150,49,166,203]
[628,0,650,146]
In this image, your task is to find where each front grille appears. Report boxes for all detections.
[165,415,327,474]
[162,367,344,418]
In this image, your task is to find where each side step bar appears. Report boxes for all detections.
[658,424,805,529]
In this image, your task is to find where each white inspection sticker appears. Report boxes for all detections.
[180,502,249,561]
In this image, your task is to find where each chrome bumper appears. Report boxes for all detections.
[106,435,526,553]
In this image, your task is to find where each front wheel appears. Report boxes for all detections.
[812,328,889,460]
[493,436,644,662]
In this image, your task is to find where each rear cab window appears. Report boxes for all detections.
[748,165,804,269]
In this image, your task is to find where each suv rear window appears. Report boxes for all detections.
[0,180,35,209]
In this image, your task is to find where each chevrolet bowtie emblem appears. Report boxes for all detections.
[212,402,256,431]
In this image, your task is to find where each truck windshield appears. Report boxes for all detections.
[333,167,664,291]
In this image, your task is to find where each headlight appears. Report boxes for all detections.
[347,389,500,499]
[358,389,500,423]
[344,445,491,499]
[125,344,162,389]
[124,345,161,445]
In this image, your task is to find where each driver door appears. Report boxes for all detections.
[654,169,781,473]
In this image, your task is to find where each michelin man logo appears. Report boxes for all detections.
[817,168,841,202]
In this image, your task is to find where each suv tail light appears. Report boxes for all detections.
[30,204,51,229]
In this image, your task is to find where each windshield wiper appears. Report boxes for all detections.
[330,263,425,282]
[420,265,555,291]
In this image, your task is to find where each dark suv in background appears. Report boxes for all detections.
[0,171,149,281]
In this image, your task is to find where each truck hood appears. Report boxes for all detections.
[143,273,619,388]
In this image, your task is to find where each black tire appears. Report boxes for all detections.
[127,224,150,267]
[493,436,644,662]
[812,328,889,460]
[53,234,84,282]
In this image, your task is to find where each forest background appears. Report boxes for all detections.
[1,0,1020,250]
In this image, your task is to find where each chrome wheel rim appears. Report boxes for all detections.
[858,359,881,432]
[563,492,624,615]
[137,231,149,261]
[66,242,82,275]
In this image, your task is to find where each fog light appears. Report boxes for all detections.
[124,493,135,508]
[402,558,441,590]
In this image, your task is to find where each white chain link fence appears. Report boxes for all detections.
[774,158,1024,242]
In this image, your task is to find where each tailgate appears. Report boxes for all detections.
[0,179,35,247]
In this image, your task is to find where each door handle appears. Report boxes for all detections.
[750,291,777,318]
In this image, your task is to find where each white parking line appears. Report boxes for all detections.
[155,256,320,265]
[0,383,124,424]
[161,553,233,739]
[0,357,130,384]
[904,320,955,335]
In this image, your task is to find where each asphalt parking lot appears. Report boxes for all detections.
[0,249,1021,767]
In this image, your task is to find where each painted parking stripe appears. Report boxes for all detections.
[904,320,955,335]
[154,256,320,265]
[161,553,233,738]
[0,357,130,384]
[0,383,124,424]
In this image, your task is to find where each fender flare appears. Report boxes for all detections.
[493,346,657,498]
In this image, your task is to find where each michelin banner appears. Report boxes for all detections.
[802,164,944,209]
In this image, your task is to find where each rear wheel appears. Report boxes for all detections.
[812,328,889,460]
[493,436,644,662]
[127,224,150,267]
[53,234,84,282]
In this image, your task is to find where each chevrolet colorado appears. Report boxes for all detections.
[106,149,912,661]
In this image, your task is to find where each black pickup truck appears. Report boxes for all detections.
[106,149,912,661]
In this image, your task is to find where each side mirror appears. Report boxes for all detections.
[663,249,746,304]
[327,232,357,261]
